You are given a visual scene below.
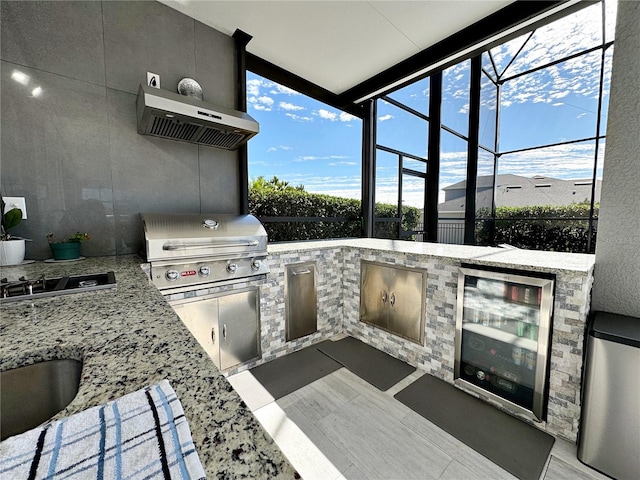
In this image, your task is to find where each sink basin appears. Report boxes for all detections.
[1,359,82,440]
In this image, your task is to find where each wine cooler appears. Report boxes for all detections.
[454,266,555,422]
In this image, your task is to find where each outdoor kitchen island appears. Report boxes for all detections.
[256,239,595,444]
[0,255,297,478]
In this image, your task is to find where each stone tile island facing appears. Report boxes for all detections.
[0,256,296,478]
[256,239,595,443]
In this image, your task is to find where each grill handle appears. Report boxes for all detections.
[163,240,259,251]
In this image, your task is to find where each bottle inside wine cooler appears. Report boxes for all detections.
[525,350,536,370]
[512,346,524,365]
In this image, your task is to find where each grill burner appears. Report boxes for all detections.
[0,272,117,303]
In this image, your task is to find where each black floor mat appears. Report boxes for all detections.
[317,336,416,391]
[394,373,554,480]
[250,341,342,399]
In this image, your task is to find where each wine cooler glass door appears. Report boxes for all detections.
[455,267,554,422]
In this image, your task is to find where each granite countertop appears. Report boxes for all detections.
[268,238,596,274]
[0,255,296,479]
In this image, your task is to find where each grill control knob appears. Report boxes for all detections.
[166,270,179,281]
[199,266,211,277]
[227,263,238,274]
[203,219,219,230]
[251,259,262,271]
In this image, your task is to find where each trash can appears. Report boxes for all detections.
[578,311,640,480]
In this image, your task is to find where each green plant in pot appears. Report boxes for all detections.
[46,232,91,260]
[0,195,26,266]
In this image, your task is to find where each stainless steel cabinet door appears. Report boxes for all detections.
[360,262,388,329]
[218,288,260,371]
[360,260,426,344]
[387,267,425,344]
[171,298,220,367]
[285,263,317,341]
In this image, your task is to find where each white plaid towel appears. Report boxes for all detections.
[0,380,206,479]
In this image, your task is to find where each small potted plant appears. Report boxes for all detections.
[46,232,91,260]
[0,195,26,266]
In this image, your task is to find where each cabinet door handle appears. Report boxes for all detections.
[223,324,227,340]
[381,291,388,304]
[292,269,311,275]
[211,328,215,344]
[390,293,396,307]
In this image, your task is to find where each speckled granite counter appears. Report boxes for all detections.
[0,255,297,479]
[268,238,595,274]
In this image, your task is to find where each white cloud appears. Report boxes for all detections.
[482,4,612,113]
[267,145,293,152]
[246,79,261,97]
[286,113,313,122]
[279,102,304,111]
[378,114,393,122]
[316,109,338,121]
[339,112,356,122]
[328,161,358,166]
[248,93,274,111]
[296,155,350,162]
[497,142,602,178]
[246,78,301,114]
[270,84,300,96]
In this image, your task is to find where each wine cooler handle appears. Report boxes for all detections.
[381,291,388,304]
[390,293,396,307]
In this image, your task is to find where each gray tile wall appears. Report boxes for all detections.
[1,1,239,259]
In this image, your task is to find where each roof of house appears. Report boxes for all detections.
[439,174,601,213]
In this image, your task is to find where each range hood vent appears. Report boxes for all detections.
[136,84,259,150]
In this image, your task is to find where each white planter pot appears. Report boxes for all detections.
[0,239,26,266]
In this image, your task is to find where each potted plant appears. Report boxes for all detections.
[46,232,91,260]
[0,195,26,266]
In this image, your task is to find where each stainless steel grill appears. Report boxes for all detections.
[141,213,269,292]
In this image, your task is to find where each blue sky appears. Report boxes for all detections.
[246,0,616,208]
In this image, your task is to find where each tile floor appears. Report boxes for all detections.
[228,357,609,480]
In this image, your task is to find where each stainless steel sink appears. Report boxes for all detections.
[1,359,82,440]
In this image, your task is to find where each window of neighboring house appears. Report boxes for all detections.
[245,72,362,242]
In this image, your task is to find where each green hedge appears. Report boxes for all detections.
[248,188,420,242]
[476,204,598,253]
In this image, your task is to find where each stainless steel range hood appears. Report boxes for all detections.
[136,84,259,150]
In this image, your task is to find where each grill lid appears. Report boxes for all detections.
[141,213,267,262]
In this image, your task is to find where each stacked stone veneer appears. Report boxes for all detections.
[218,243,592,443]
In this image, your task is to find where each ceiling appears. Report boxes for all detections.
[159,0,515,95]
